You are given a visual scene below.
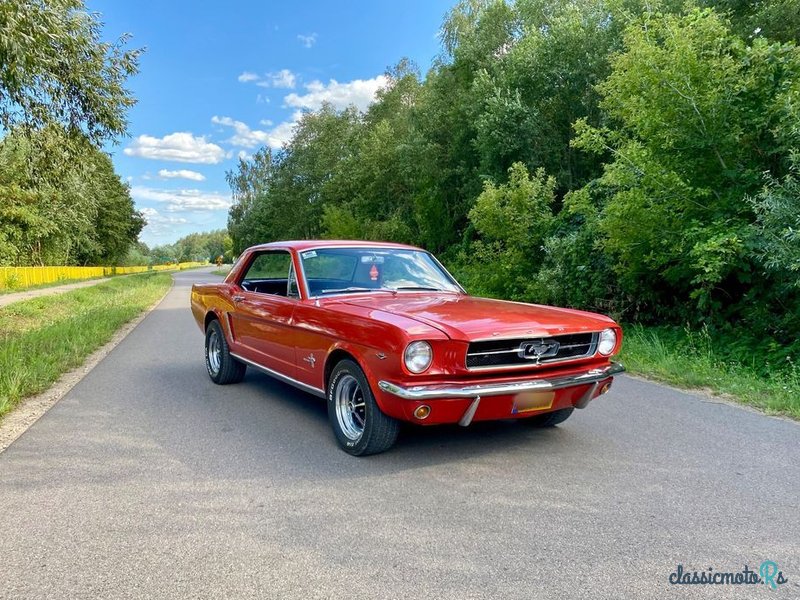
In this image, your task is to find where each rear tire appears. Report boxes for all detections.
[523,407,574,428]
[327,359,399,456]
[205,319,246,384]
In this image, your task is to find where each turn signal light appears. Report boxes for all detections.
[413,405,431,420]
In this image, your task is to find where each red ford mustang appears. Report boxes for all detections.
[191,240,624,455]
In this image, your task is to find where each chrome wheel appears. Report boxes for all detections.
[206,328,221,376]
[334,374,366,441]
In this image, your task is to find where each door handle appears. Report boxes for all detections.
[232,295,245,302]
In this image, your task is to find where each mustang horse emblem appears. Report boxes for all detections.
[518,340,561,362]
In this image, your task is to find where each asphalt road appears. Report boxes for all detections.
[1,268,798,599]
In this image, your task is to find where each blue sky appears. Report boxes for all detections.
[90,0,452,247]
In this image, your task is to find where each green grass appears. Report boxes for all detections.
[619,324,800,419]
[0,272,172,420]
[210,266,231,277]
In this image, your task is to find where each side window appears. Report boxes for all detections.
[241,251,292,296]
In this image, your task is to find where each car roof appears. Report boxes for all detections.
[249,240,423,252]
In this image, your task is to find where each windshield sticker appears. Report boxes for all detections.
[301,250,317,259]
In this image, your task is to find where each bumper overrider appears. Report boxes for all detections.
[378,362,625,426]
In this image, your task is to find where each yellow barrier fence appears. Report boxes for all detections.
[0,262,208,291]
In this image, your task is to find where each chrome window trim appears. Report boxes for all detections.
[287,262,300,299]
[236,248,294,292]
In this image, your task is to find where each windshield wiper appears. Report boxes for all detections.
[391,286,443,292]
[320,287,396,295]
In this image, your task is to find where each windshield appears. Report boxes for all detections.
[299,247,462,296]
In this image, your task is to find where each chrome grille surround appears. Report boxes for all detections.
[465,332,599,371]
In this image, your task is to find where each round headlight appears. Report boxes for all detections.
[404,341,433,373]
[598,328,617,356]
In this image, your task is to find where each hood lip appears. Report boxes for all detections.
[334,293,615,342]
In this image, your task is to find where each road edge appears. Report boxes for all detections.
[620,372,800,426]
[0,277,175,454]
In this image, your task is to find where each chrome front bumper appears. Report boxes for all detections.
[378,362,625,400]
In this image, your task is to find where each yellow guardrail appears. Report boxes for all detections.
[0,262,208,290]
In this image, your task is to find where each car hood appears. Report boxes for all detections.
[337,293,615,341]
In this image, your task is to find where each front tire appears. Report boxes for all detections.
[328,359,399,456]
[523,407,574,428]
[205,319,246,384]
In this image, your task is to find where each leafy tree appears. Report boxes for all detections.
[0,0,141,145]
[463,162,555,298]
[323,59,423,243]
[751,153,800,285]
[572,7,800,316]
[227,147,274,253]
[0,126,143,265]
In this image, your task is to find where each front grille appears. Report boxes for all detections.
[465,332,598,370]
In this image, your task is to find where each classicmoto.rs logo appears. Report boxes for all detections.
[668,561,788,590]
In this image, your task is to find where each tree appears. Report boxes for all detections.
[463,162,555,298]
[571,6,800,316]
[0,126,143,265]
[227,147,274,254]
[0,0,142,146]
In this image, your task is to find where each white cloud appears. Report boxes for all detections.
[214,74,388,153]
[238,71,260,83]
[140,206,189,224]
[237,150,252,161]
[211,115,292,149]
[284,75,388,112]
[264,69,296,89]
[297,33,317,48]
[124,133,227,164]
[158,168,206,182]
[243,69,297,89]
[139,207,190,239]
[132,186,232,212]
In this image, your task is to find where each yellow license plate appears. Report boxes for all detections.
[512,391,555,414]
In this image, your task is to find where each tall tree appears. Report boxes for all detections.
[0,0,141,145]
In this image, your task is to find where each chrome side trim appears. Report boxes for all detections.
[230,352,326,398]
[378,362,624,400]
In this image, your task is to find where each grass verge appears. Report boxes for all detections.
[0,272,172,420]
[619,324,800,419]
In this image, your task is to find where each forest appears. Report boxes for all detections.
[226,0,800,369]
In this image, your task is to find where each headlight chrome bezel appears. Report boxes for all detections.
[598,328,617,356]
[404,341,433,374]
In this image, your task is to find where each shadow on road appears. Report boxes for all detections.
[232,368,581,473]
